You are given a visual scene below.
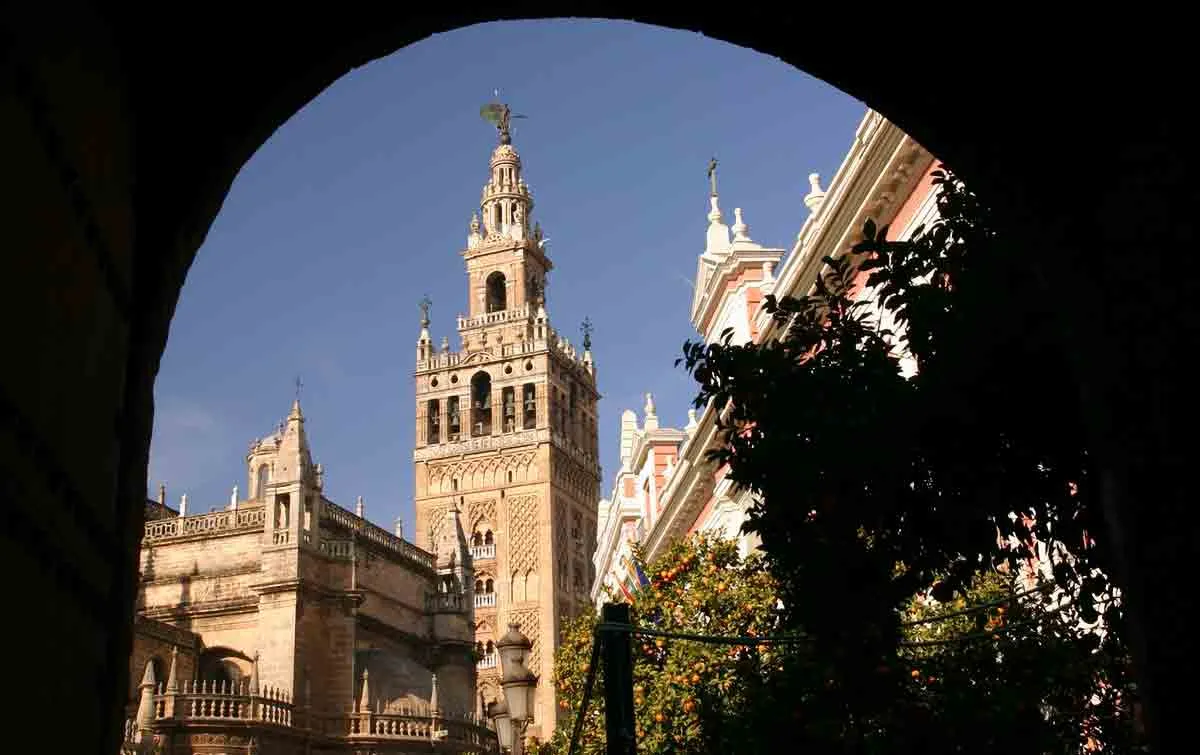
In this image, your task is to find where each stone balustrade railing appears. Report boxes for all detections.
[457,303,532,332]
[477,653,497,669]
[474,592,497,608]
[321,501,434,571]
[150,680,293,724]
[143,505,266,542]
[470,543,496,561]
[129,690,498,754]
[344,711,498,752]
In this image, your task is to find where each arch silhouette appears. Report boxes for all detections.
[2,9,1191,753]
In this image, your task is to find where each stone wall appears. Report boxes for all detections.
[127,617,200,707]
[355,623,432,712]
[355,551,431,637]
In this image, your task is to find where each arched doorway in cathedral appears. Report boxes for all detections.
[1,7,1191,754]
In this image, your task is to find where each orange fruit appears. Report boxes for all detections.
[911,669,920,679]
[654,712,665,723]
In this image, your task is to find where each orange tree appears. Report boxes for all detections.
[540,534,785,755]
[894,567,1142,753]
[676,168,1142,752]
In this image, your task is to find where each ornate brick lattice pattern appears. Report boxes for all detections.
[554,506,569,590]
[551,455,599,501]
[428,504,450,550]
[509,607,542,674]
[469,498,498,533]
[506,494,539,576]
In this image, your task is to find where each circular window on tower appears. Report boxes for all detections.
[451,374,459,384]
[525,361,534,371]
[431,377,439,388]
[504,365,513,375]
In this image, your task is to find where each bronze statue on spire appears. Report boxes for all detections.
[480,97,526,145]
[419,294,432,328]
[707,156,719,197]
[581,317,594,350]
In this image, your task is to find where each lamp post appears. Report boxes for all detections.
[492,622,538,755]
[488,699,512,754]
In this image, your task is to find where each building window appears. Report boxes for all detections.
[484,530,494,545]
[471,372,492,436]
[448,396,461,441]
[486,272,507,313]
[502,387,515,433]
[256,464,270,500]
[522,384,537,429]
[427,399,440,444]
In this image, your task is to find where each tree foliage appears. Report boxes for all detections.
[672,168,1143,752]
[542,535,782,755]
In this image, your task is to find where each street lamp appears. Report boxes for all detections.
[488,698,512,753]
[493,622,538,755]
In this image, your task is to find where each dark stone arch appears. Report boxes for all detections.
[1,7,1193,753]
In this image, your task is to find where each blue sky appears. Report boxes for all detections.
[148,19,864,532]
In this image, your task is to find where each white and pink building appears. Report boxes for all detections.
[592,108,941,605]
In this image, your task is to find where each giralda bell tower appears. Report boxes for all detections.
[412,103,601,739]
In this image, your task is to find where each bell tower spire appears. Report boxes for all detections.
[411,102,602,740]
[462,99,552,329]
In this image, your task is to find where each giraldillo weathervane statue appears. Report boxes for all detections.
[480,92,526,145]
